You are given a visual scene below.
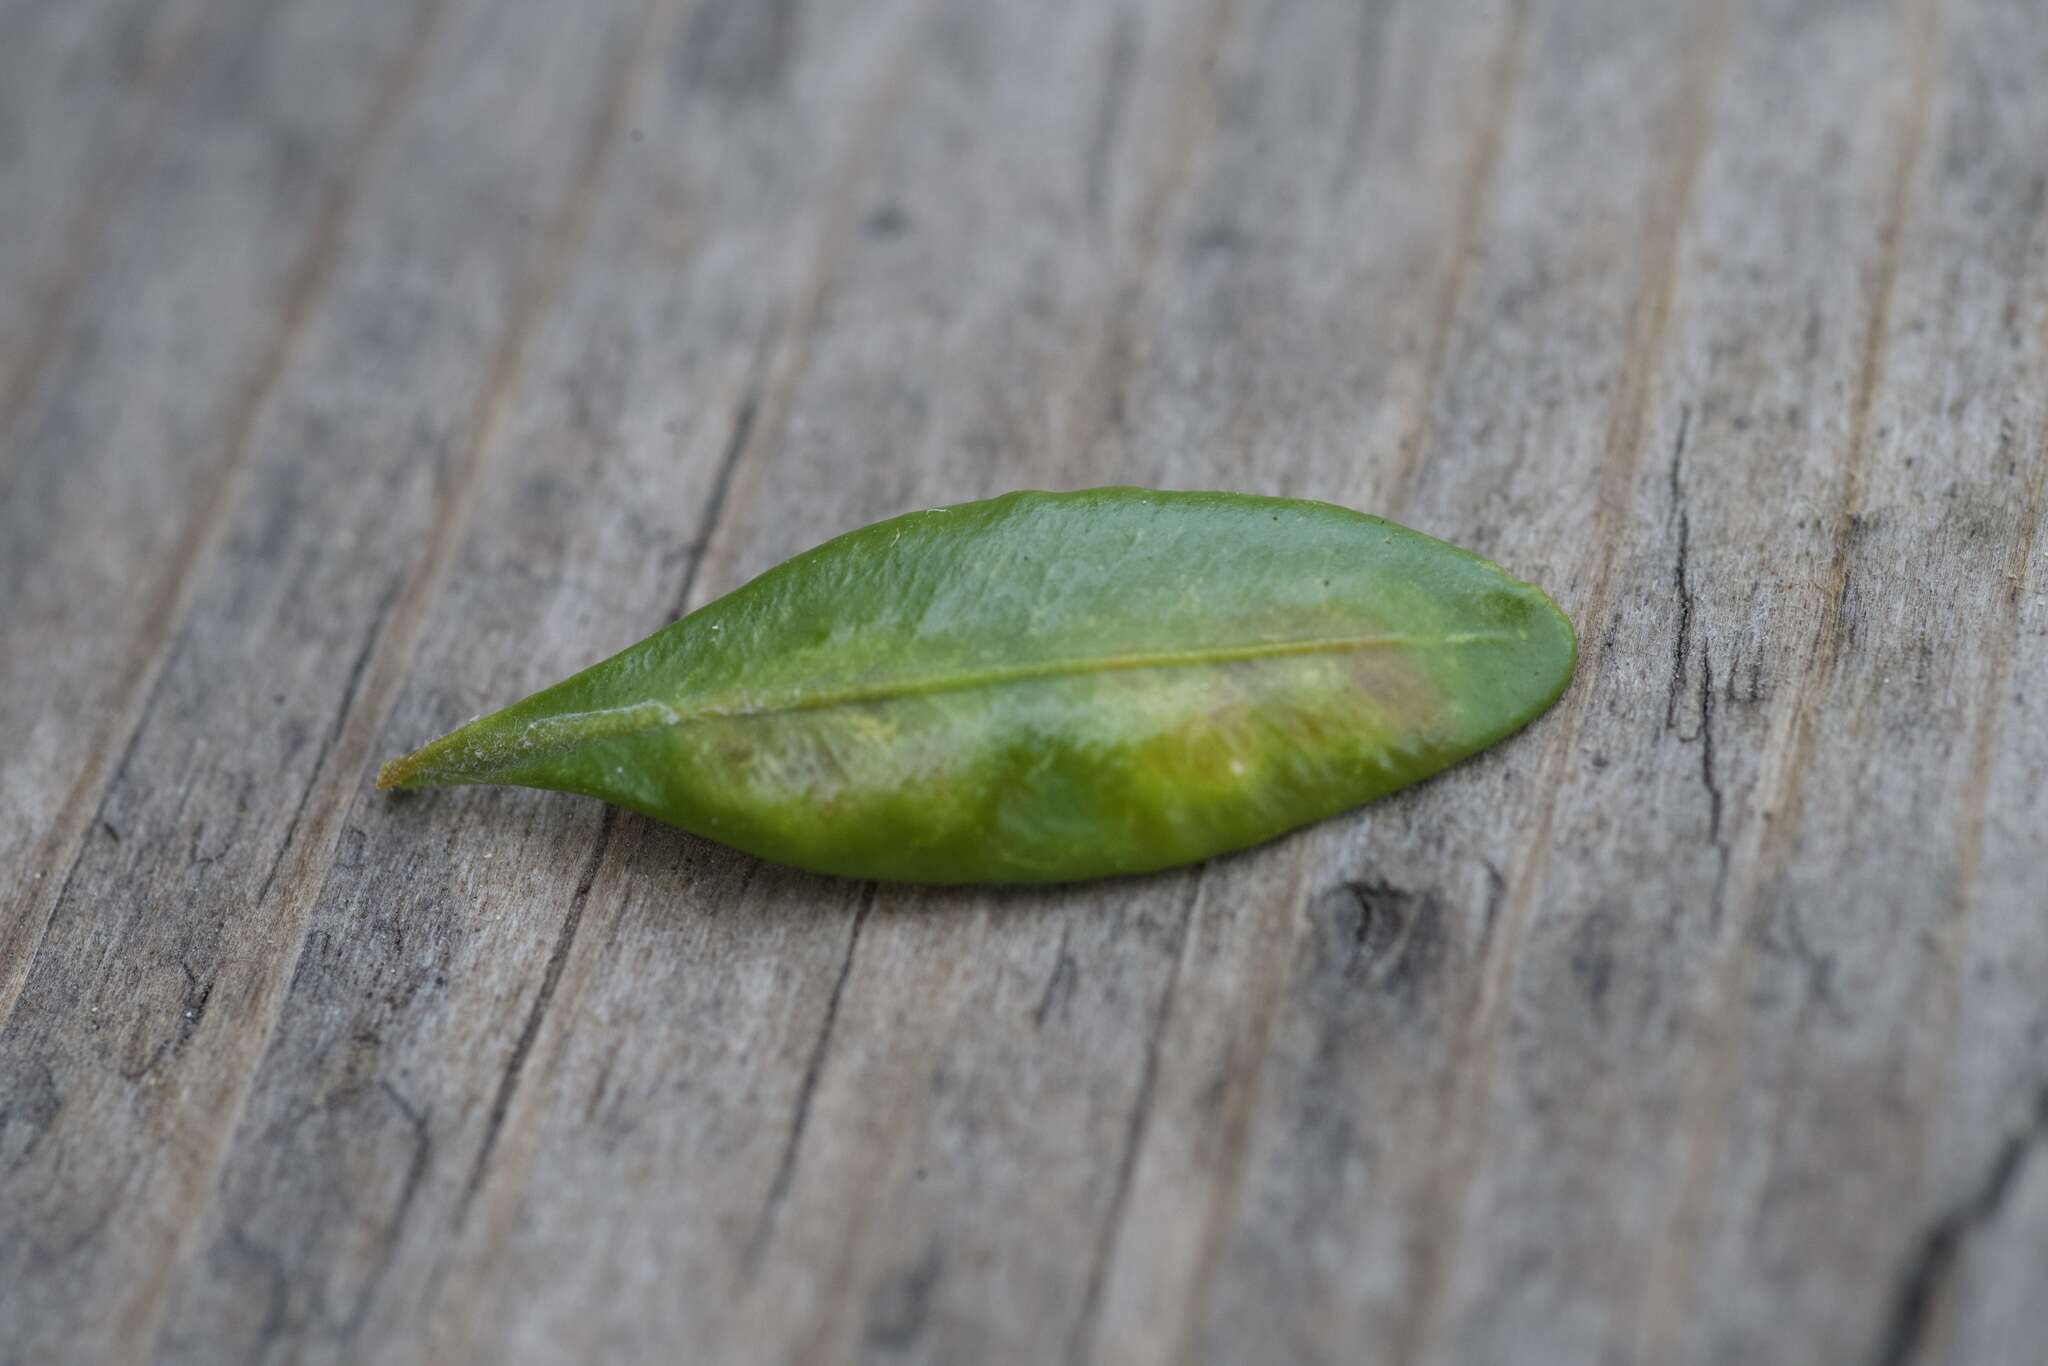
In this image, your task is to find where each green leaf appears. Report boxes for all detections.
[379,488,1575,883]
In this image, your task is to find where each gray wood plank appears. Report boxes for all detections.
[0,0,446,1024]
[1924,33,2048,1324]
[0,0,208,444]
[1663,0,2048,1361]
[0,0,664,1358]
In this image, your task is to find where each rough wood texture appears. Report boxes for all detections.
[3,0,2045,1362]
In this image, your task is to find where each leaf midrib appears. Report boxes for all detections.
[598,630,1515,737]
[385,629,1513,788]
[681,629,1509,721]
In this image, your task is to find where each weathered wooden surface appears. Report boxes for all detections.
[3,0,2045,1361]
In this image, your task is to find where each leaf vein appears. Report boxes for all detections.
[679,628,1511,723]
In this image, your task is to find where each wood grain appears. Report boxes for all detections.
[3,0,2045,1362]
[0,0,207,446]
[0,0,448,1025]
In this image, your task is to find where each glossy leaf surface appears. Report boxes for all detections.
[378,488,1576,883]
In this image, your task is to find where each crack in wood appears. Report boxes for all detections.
[252,575,404,916]
[1064,870,1204,1366]
[346,1081,434,1342]
[1169,873,1306,1366]
[663,337,770,621]
[219,1218,292,1357]
[1871,1083,2048,1366]
[1033,922,1079,1031]
[1663,402,1730,907]
[745,883,876,1273]
[1399,3,1740,1359]
[1623,1,1946,1356]
[452,807,620,1231]
[1665,404,1697,732]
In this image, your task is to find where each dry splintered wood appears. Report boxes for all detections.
[3,0,2046,1363]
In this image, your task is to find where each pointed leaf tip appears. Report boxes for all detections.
[375,757,411,791]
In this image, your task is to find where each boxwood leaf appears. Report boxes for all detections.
[378,488,1575,883]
